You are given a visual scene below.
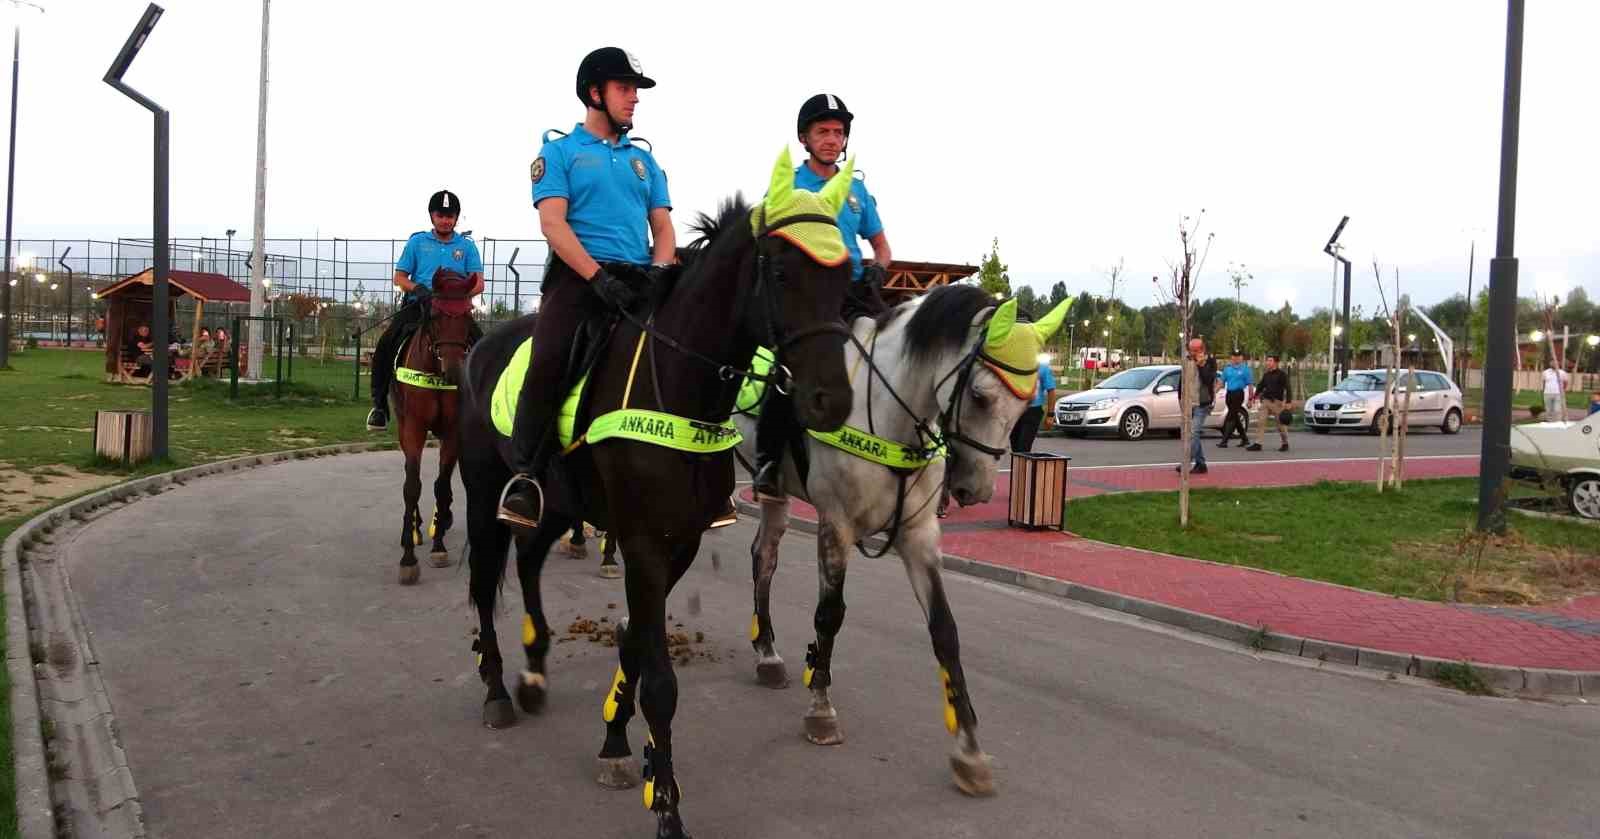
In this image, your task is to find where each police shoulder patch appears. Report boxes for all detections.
[530,157,546,183]
[847,194,861,213]
[630,158,647,181]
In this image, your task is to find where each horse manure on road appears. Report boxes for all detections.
[556,614,719,664]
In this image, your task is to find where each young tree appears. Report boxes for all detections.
[975,238,1011,299]
[1153,212,1214,527]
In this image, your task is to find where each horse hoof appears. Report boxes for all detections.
[429,550,451,568]
[755,660,789,689]
[598,561,622,580]
[516,671,547,714]
[595,757,639,790]
[398,564,420,586]
[803,712,844,746]
[950,750,996,797]
[482,698,516,730]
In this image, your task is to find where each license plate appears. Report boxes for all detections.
[1064,412,1085,422]
[1314,411,1337,420]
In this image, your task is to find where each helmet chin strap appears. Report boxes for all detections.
[591,90,632,136]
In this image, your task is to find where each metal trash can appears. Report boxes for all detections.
[1008,452,1069,530]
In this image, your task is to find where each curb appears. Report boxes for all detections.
[733,499,1597,700]
[2,440,398,839]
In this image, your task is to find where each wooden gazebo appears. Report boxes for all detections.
[880,260,979,305]
[98,269,250,382]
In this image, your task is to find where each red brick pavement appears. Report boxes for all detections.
[745,455,1600,671]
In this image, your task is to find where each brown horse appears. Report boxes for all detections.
[392,272,476,585]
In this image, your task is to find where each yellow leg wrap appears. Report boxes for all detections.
[940,667,959,735]
[802,665,815,688]
[602,666,627,723]
[428,513,438,540]
[748,614,760,642]
[475,653,483,668]
[522,614,536,647]
[641,736,655,809]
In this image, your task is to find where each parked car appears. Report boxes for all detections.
[1052,364,1237,441]
[1509,413,1600,520]
[1302,369,1463,435]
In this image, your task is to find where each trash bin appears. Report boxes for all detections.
[1008,452,1069,530]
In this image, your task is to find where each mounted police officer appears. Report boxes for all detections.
[498,47,675,528]
[367,189,484,431]
[751,92,894,499]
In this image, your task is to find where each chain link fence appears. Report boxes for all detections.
[3,235,549,398]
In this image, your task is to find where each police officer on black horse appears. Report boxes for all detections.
[367,189,485,431]
[751,92,895,499]
[497,47,676,527]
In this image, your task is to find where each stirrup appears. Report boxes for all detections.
[496,474,545,529]
[708,496,738,530]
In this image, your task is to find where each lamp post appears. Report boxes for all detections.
[0,0,43,368]
[1478,0,1526,533]
[103,2,171,461]
[1322,216,1352,388]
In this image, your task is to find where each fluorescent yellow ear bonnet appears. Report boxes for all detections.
[750,147,853,267]
[979,295,1073,399]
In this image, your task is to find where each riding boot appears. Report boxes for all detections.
[499,393,555,529]
[753,390,797,500]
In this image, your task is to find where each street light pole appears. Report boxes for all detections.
[103,3,170,461]
[1,25,18,366]
[1477,0,1525,533]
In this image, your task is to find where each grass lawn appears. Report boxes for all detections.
[1462,387,1594,413]
[0,348,387,836]
[1068,478,1600,604]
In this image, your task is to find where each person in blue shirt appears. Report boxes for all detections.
[366,189,484,431]
[498,47,676,529]
[752,93,895,499]
[1010,357,1058,453]
[1217,349,1254,447]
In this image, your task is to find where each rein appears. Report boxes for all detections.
[615,210,852,399]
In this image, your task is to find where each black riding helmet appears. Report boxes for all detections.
[576,47,656,109]
[796,93,853,138]
[428,189,461,217]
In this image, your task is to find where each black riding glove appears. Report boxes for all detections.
[862,263,888,289]
[410,284,433,306]
[590,267,643,312]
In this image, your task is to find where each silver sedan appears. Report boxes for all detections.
[1303,369,1464,435]
[1052,365,1236,441]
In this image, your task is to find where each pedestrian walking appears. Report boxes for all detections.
[1177,338,1219,474]
[1218,349,1252,447]
[1247,353,1292,452]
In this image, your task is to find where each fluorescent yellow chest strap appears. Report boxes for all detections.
[807,424,944,470]
[396,366,456,390]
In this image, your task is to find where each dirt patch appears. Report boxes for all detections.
[268,429,320,446]
[1397,534,1600,606]
[0,465,118,516]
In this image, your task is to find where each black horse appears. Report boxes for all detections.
[457,154,857,839]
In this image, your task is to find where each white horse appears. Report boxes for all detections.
[734,284,1071,797]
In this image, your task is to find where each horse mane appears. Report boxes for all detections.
[898,283,995,365]
[654,193,752,304]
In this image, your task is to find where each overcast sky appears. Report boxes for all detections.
[6,0,1598,314]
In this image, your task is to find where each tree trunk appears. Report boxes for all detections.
[1179,356,1196,527]
[1397,366,1413,489]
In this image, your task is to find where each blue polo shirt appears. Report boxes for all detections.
[395,231,482,292]
[1030,362,1057,408]
[531,125,671,266]
[793,163,883,280]
[1221,362,1252,392]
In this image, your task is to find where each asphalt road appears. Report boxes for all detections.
[1029,426,1482,468]
[64,450,1595,839]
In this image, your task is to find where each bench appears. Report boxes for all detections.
[113,348,153,385]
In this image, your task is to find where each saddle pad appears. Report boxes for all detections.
[736,346,777,417]
[490,337,586,447]
[490,337,738,454]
